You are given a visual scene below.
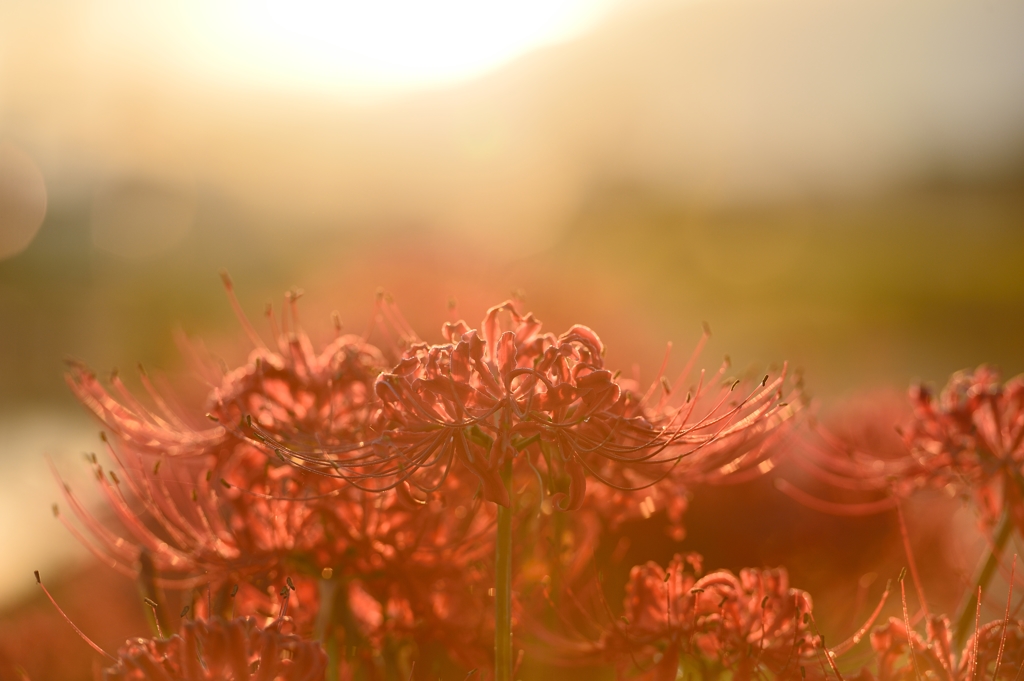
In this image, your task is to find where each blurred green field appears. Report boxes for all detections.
[3,176,1021,413]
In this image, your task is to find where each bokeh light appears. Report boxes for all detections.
[0,141,47,260]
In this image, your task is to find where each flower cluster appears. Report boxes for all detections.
[23,280,1024,681]
[57,287,496,671]
[548,554,825,681]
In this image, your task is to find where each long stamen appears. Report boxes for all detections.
[219,271,269,351]
[971,586,981,681]
[899,569,922,681]
[993,555,1017,680]
[894,497,929,619]
[143,597,163,638]
[34,571,116,661]
[830,580,892,655]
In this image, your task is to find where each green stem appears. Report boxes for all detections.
[495,459,514,681]
[952,507,1013,649]
[325,636,340,681]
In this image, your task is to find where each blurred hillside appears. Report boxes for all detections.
[2,176,1023,413]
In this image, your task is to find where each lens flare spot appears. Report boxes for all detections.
[0,141,47,260]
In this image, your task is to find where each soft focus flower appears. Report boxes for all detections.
[778,368,1024,535]
[101,616,327,681]
[57,285,495,670]
[614,556,821,680]
[541,554,826,681]
[904,366,1024,533]
[774,391,913,517]
[860,614,1024,681]
[58,282,394,592]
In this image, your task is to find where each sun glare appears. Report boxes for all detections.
[199,0,615,94]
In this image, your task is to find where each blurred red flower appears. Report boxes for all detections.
[861,614,1024,681]
[101,616,326,681]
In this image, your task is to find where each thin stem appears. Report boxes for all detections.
[326,636,340,681]
[953,507,1013,649]
[315,577,339,681]
[894,497,929,618]
[495,458,514,681]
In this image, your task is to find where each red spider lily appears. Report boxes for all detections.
[58,353,372,599]
[856,558,1024,681]
[778,368,1024,528]
[65,277,402,474]
[246,300,795,681]
[772,390,915,518]
[101,616,327,681]
[209,289,395,456]
[904,366,1024,534]
[56,286,797,681]
[54,438,494,648]
[616,558,823,680]
[860,615,1024,681]
[57,281,394,591]
[57,284,495,661]
[775,371,1024,637]
[58,376,491,655]
[539,554,832,681]
[258,301,794,511]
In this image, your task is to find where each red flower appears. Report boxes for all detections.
[59,323,382,596]
[58,285,496,671]
[540,554,827,681]
[615,556,820,681]
[261,302,794,512]
[58,282,394,592]
[778,368,1024,534]
[774,390,914,517]
[101,616,327,681]
[905,366,1024,532]
[863,614,1024,681]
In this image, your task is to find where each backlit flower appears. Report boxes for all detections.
[101,616,327,681]
[541,554,827,681]
[862,614,1024,681]
[260,302,794,513]
[778,368,1024,534]
[57,285,497,676]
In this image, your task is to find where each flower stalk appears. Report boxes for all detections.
[952,504,1013,649]
[495,457,514,681]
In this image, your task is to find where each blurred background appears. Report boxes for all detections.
[2,0,1024,675]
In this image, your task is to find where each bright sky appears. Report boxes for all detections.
[89,0,619,96]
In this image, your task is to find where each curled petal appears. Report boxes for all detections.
[497,331,518,389]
